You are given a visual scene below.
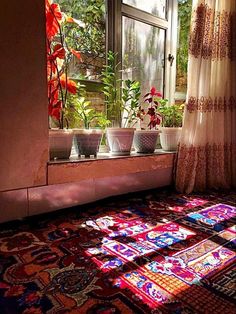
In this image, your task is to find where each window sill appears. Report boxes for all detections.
[47,150,176,185]
[48,149,176,165]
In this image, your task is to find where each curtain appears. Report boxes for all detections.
[175,0,236,193]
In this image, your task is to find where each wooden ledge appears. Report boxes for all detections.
[48,151,175,185]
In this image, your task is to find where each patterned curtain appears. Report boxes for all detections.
[175,0,236,193]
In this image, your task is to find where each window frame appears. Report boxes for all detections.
[106,0,178,103]
[73,0,178,104]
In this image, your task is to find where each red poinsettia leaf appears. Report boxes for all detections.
[60,74,77,94]
[48,78,60,106]
[46,1,63,40]
[70,48,82,60]
[144,92,150,98]
[66,80,77,94]
[48,45,65,61]
[53,43,62,50]
[66,16,85,28]
[156,91,162,97]
[49,101,62,120]
[47,60,56,76]
[66,16,74,23]
[156,115,162,125]
[147,107,155,116]
[50,88,59,105]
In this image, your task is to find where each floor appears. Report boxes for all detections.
[0,188,235,314]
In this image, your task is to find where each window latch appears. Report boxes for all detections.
[168,54,174,66]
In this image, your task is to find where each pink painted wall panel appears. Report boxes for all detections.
[28,179,96,216]
[0,189,28,223]
[0,0,48,191]
[94,168,172,200]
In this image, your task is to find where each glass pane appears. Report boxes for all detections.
[175,0,192,103]
[57,0,106,82]
[122,16,165,97]
[123,0,167,19]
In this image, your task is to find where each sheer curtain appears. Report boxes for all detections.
[175,0,236,193]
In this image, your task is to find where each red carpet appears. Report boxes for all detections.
[0,189,235,313]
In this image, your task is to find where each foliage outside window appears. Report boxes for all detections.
[176,0,192,100]
[57,0,106,81]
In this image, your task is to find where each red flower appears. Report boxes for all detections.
[150,87,162,97]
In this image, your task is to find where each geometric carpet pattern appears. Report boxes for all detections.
[0,189,235,313]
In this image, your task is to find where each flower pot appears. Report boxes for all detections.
[49,129,73,160]
[73,129,103,157]
[106,128,135,156]
[133,130,160,153]
[159,127,182,151]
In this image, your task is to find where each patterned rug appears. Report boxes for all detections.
[0,189,235,314]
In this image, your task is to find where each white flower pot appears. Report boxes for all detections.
[49,129,73,160]
[133,130,160,153]
[73,129,103,157]
[106,128,135,156]
[159,127,182,151]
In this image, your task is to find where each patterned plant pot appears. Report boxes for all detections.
[106,128,135,156]
[49,129,73,160]
[73,129,103,157]
[159,127,182,151]
[133,130,160,153]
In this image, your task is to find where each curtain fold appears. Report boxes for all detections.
[175,0,236,193]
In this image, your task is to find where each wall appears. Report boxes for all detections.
[0,0,48,192]
[0,0,175,224]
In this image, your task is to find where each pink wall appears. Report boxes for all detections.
[0,0,175,223]
[0,0,48,191]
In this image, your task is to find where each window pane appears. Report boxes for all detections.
[122,16,165,96]
[175,0,192,103]
[57,0,106,82]
[123,0,167,19]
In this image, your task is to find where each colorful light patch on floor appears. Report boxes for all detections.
[185,203,236,231]
[0,191,235,313]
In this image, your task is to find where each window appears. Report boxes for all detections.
[122,16,166,96]
[123,0,167,19]
[47,0,179,127]
[175,0,192,103]
[116,0,178,103]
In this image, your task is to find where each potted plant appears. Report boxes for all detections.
[132,87,162,153]
[46,0,82,159]
[102,51,136,156]
[158,101,184,151]
[65,93,110,157]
